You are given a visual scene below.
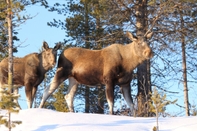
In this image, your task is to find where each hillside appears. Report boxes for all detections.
[0,109,197,131]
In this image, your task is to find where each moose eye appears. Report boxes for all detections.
[45,52,50,56]
[137,42,141,46]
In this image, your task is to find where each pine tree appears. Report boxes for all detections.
[52,83,69,112]
[149,87,177,131]
[148,0,197,116]
[0,87,22,129]
[0,0,24,130]
[42,80,69,112]
[190,104,197,116]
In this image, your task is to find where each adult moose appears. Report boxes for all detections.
[0,41,61,109]
[39,31,153,114]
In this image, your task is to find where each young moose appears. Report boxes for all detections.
[39,32,153,114]
[0,41,61,108]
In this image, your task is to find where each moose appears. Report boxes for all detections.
[0,41,61,109]
[39,31,153,114]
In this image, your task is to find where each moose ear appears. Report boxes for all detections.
[145,32,153,39]
[53,43,61,51]
[126,31,138,41]
[43,41,49,50]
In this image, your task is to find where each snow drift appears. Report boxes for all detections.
[0,109,197,131]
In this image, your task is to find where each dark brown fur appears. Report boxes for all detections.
[40,32,153,114]
[0,41,61,108]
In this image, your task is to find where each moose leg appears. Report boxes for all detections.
[39,67,67,108]
[104,75,114,115]
[31,86,38,107]
[25,83,33,108]
[64,77,78,112]
[121,85,134,115]
[105,84,114,115]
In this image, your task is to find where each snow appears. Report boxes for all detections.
[0,109,197,131]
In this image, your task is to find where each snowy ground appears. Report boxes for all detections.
[0,109,197,131]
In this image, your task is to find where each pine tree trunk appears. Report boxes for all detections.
[84,86,90,113]
[136,0,152,117]
[156,107,159,131]
[6,0,13,130]
[179,9,190,116]
[94,1,104,114]
[7,0,13,95]
[97,86,104,114]
[84,0,90,113]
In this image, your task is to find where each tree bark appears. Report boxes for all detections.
[6,0,13,130]
[95,1,104,114]
[97,86,104,114]
[179,9,190,116]
[84,0,90,113]
[136,0,152,117]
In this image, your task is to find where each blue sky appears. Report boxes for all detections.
[16,2,65,57]
[15,1,197,116]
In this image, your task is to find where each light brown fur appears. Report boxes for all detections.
[0,41,61,108]
[39,32,153,114]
